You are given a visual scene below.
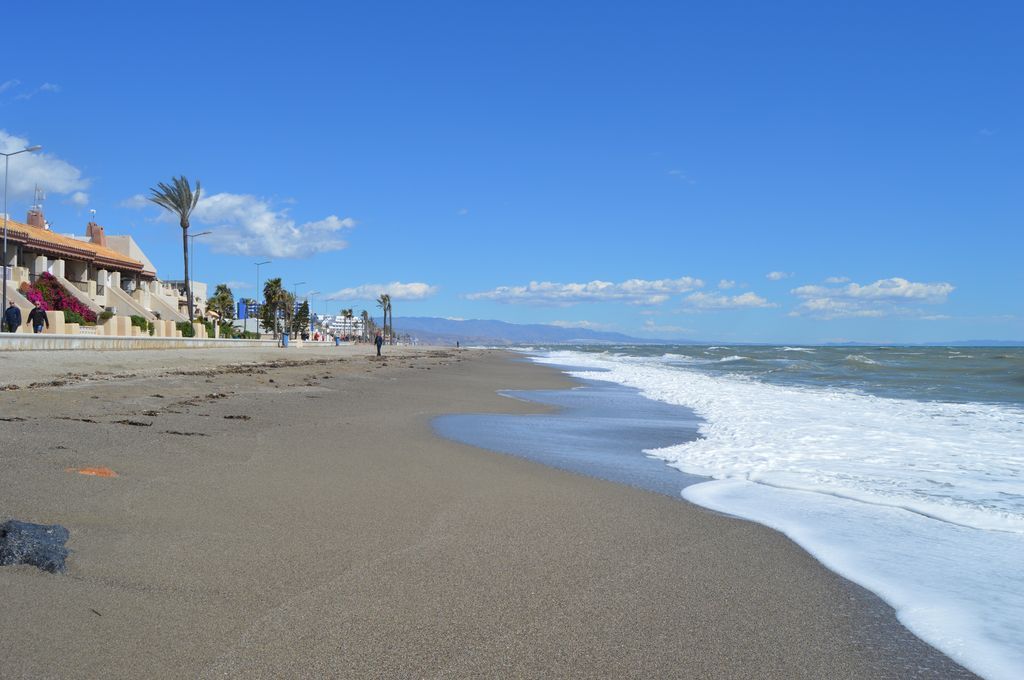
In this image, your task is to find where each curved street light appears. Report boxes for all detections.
[290,281,305,337]
[307,290,321,336]
[252,260,271,335]
[187,230,212,319]
[2,145,43,320]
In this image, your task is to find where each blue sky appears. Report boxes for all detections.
[2,1,1021,342]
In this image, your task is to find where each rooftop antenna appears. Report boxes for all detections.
[89,208,97,222]
[30,184,51,229]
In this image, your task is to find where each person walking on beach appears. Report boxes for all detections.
[28,302,48,334]
[375,331,383,356]
[3,301,21,333]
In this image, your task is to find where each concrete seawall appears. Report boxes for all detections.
[0,335,280,351]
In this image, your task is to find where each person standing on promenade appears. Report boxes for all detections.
[28,302,49,334]
[375,331,383,356]
[3,301,22,332]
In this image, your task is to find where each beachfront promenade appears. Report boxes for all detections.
[0,346,975,678]
[0,332,275,351]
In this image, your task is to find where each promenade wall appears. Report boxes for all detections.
[0,335,278,351]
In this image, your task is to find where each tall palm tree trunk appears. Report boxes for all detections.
[182,225,193,322]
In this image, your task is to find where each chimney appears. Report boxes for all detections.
[27,185,48,229]
[86,222,107,247]
[26,208,45,228]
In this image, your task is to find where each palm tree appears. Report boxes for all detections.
[341,308,354,339]
[376,293,391,343]
[262,277,284,338]
[149,176,202,322]
[208,284,235,322]
[388,298,395,344]
[360,309,371,342]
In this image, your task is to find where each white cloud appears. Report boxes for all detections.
[220,280,253,290]
[189,192,355,258]
[13,82,60,100]
[824,276,849,284]
[0,129,89,199]
[120,194,150,209]
[717,279,736,289]
[326,282,438,302]
[68,191,89,207]
[788,298,886,319]
[0,80,19,94]
[457,208,469,216]
[667,169,696,184]
[549,320,615,330]
[683,291,776,310]
[790,277,955,319]
[466,276,704,306]
[766,271,793,281]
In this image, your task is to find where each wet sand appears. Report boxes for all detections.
[0,347,975,678]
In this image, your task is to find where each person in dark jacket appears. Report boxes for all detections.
[3,301,21,332]
[375,332,383,356]
[27,302,49,334]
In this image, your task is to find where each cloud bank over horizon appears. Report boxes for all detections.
[791,277,955,319]
[467,276,705,306]
[326,282,438,302]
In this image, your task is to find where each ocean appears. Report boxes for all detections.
[435,345,1024,680]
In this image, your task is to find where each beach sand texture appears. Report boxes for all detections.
[0,347,976,678]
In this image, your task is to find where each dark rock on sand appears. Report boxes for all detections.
[0,520,70,574]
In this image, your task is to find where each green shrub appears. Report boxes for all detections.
[147,321,155,336]
[63,310,86,325]
[176,321,195,337]
[216,321,237,339]
[130,315,148,329]
[99,310,114,321]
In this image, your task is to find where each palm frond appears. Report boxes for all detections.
[148,175,201,226]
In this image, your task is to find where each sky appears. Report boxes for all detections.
[2,1,1021,343]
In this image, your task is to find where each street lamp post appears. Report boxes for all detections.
[187,230,212,319]
[2,145,42,320]
[253,260,271,335]
[307,291,320,336]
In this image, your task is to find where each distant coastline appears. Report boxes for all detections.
[394,315,1024,347]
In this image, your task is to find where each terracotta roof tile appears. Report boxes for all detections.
[3,218,150,274]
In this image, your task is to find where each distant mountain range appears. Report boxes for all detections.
[390,316,1024,347]
[392,317,664,346]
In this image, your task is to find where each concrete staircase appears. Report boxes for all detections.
[55,275,104,314]
[145,290,188,322]
[105,284,155,320]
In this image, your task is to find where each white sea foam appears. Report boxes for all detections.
[781,346,815,352]
[532,350,1024,680]
[717,355,748,363]
[844,353,881,365]
[659,353,706,364]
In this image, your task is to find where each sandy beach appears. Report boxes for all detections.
[0,346,975,678]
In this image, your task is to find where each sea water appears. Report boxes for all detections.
[434,376,704,497]
[522,346,1024,680]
